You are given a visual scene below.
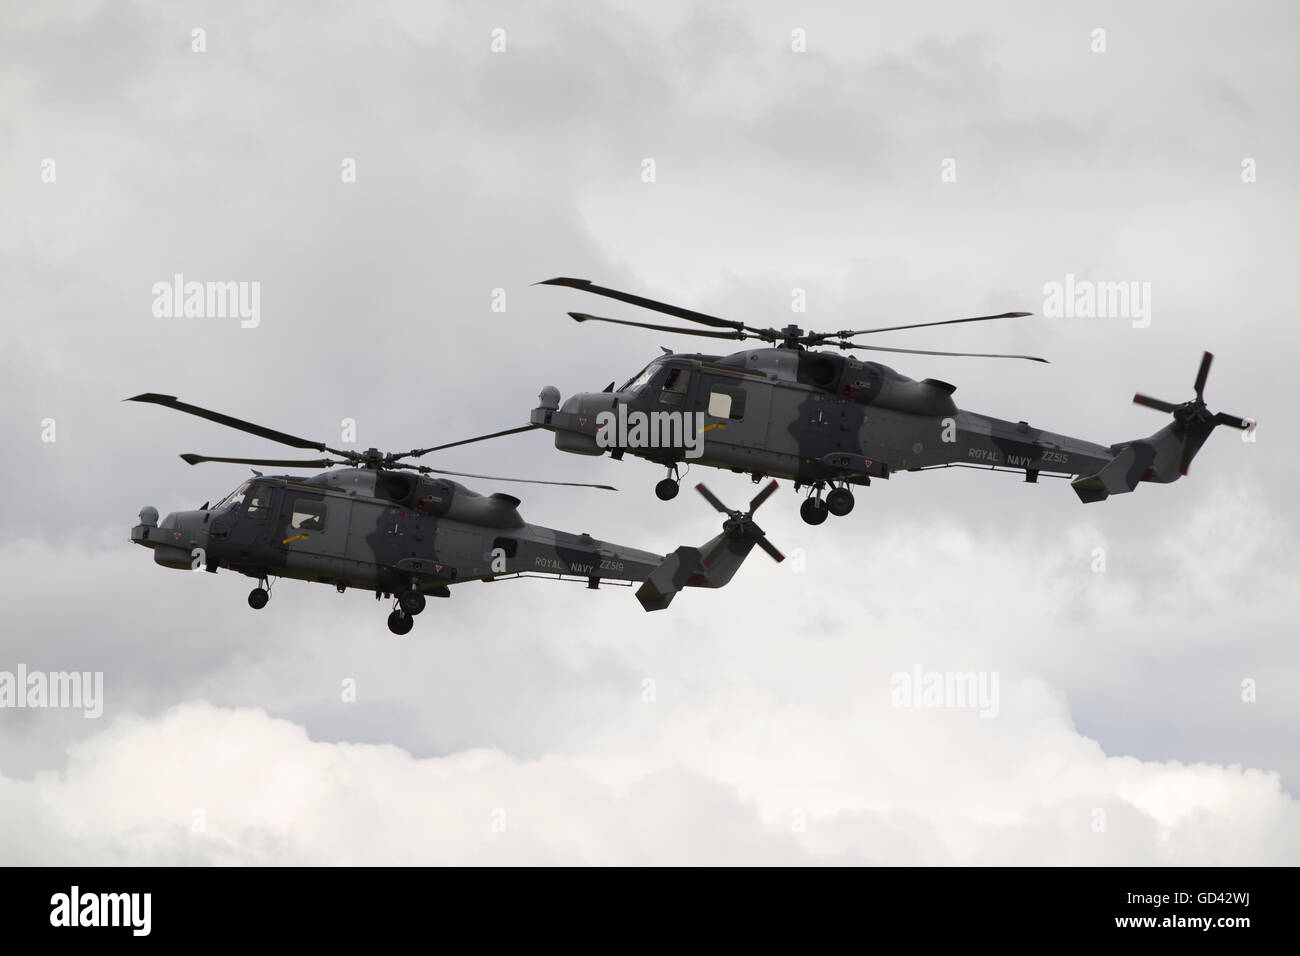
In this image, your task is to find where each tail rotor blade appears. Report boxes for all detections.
[1213,412,1251,430]
[748,479,779,513]
[695,483,730,514]
[754,536,785,563]
[1193,351,1213,400]
[1133,394,1179,414]
[1177,430,1196,476]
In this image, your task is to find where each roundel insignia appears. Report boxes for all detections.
[912,442,924,454]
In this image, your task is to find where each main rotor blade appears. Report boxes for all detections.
[402,424,540,459]
[415,465,616,491]
[1193,351,1213,400]
[1133,394,1180,414]
[540,277,751,332]
[835,312,1032,337]
[180,454,344,468]
[695,483,731,514]
[570,312,751,341]
[833,341,1048,363]
[127,394,349,456]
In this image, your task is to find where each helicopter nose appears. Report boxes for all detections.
[141,509,210,569]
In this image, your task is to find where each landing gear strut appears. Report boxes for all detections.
[248,577,270,609]
[655,464,681,501]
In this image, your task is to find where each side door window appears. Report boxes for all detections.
[289,499,326,531]
[658,368,691,405]
[707,383,747,421]
[244,484,274,520]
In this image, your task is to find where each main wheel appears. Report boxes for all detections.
[399,590,426,616]
[387,609,414,636]
[826,487,855,516]
[248,587,269,609]
[800,498,829,525]
[655,478,680,501]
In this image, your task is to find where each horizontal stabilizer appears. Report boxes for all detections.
[1071,442,1154,503]
[635,546,704,611]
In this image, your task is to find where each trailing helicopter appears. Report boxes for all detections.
[444,278,1254,525]
[126,394,783,634]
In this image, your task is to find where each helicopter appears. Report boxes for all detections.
[126,394,784,634]
[441,278,1254,525]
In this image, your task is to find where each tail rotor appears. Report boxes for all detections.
[696,481,785,565]
[1133,351,1254,475]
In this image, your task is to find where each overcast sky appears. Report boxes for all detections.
[2,0,1297,864]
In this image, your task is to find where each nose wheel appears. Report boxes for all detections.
[655,464,682,501]
[247,578,271,609]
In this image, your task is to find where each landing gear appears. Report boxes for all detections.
[826,486,855,517]
[248,577,271,609]
[399,589,426,616]
[655,464,684,501]
[387,609,414,636]
[655,478,679,501]
[800,496,829,525]
[655,463,683,501]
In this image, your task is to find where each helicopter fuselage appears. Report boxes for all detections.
[533,347,1124,490]
[132,468,667,599]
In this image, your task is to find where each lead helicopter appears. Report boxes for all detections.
[442,278,1254,525]
[126,394,783,634]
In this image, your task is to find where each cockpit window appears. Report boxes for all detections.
[215,481,250,511]
[619,362,662,393]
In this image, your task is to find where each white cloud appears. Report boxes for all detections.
[4,695,1293,865]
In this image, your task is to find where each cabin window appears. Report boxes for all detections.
[289,499,326,531]
[708,385,746,420]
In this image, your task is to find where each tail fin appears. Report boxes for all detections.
[1072,351,1253,503]
[635,481,783,611]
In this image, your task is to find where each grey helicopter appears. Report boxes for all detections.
[127,394,783,634]
[441,278,1254,525]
